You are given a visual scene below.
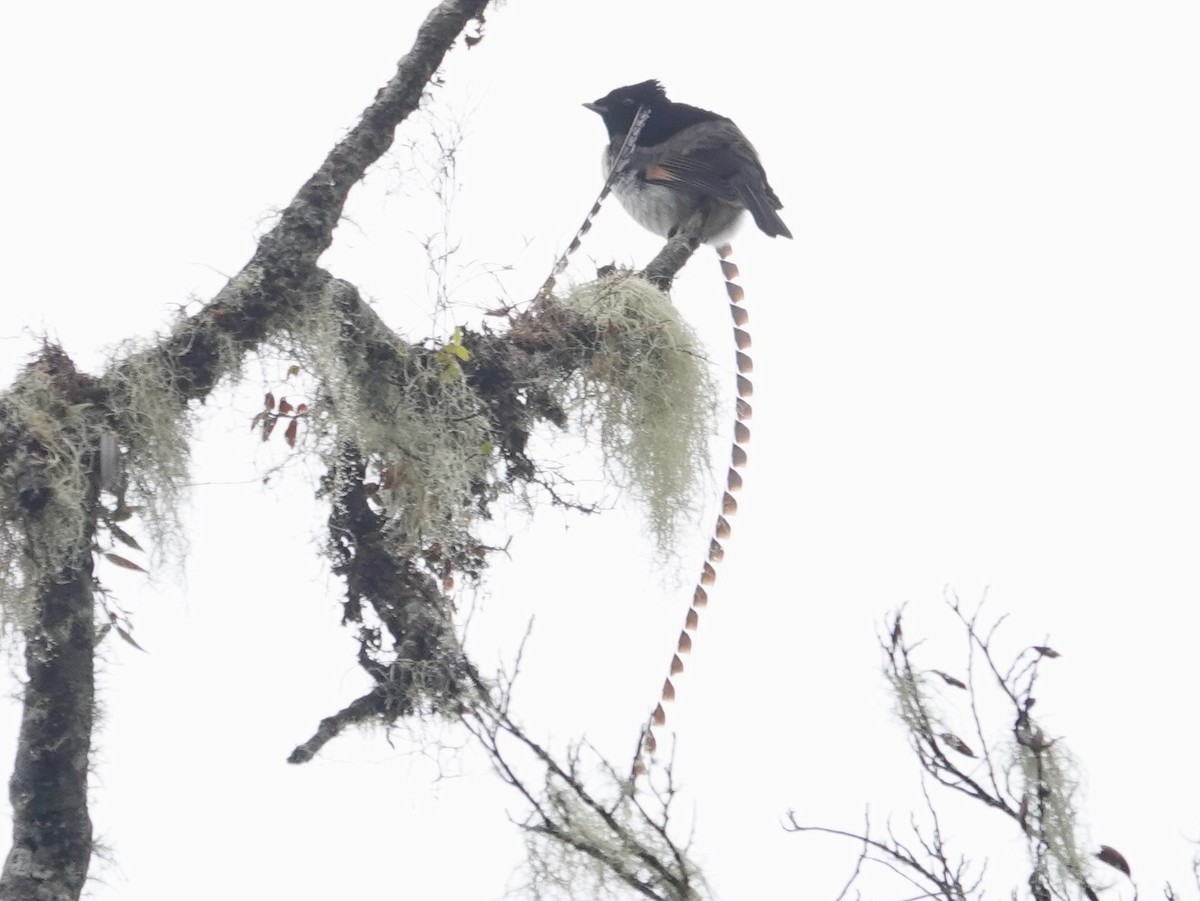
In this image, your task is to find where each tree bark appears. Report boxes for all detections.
[0,551,96,901]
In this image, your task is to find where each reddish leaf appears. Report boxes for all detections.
[109,523,144,552]
[296,403,309,414]
[103,552,147,574]
[1096,845,1131,877]
[111,505,140,522]
[250,410,267,431]
[284,418,299,448]
[661,679,675,701]
[932,669,967,690]
[264,391,276,411]
[261,414,278,441]
[278,397,294,415]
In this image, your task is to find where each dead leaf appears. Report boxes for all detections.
[940,732,975,757]
[103,552,147,574]
[109,523,143,552]
[1096,845,1131,877]
[932,670,967,690]
[115,625,147,653]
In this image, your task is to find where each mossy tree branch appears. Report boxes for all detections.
[0,349,101,901]
[0,4,490,898]
[0,2,721,896]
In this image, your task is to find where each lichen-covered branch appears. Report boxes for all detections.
[0,349,101,901]
[0,6,725,898]
[0,5,491,897]
[125,0,495,406]
[0,552,96,901]
[786,600,1129,901]
[462,668,708,901]
[285,271,716,757]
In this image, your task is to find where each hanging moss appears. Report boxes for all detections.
[284,282,498,563]
[0,350,107,629]
[554,274,719,559]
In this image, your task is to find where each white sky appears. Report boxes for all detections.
[2,2,1199,899]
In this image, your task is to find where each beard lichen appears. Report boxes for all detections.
[284,284,496,562]
[1012,728,1090,894]
[0,358,105,629]
[555,274,719,560]
[2,272,716,633]
[520,758,708,901]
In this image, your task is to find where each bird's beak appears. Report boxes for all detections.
[582,101,604,114]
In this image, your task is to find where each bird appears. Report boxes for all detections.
[584,80,792,243]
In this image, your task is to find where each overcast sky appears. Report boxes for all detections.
[2,2,1199,899]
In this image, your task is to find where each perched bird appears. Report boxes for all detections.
[584,80,792,243]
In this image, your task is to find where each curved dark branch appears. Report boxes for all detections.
[157,0,494,403]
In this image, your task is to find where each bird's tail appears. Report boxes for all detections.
[737,183,793,239]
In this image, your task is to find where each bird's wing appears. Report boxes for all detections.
[637,121,768,202]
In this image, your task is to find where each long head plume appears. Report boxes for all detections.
[632,241,751,779]
[533,104,652,303]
